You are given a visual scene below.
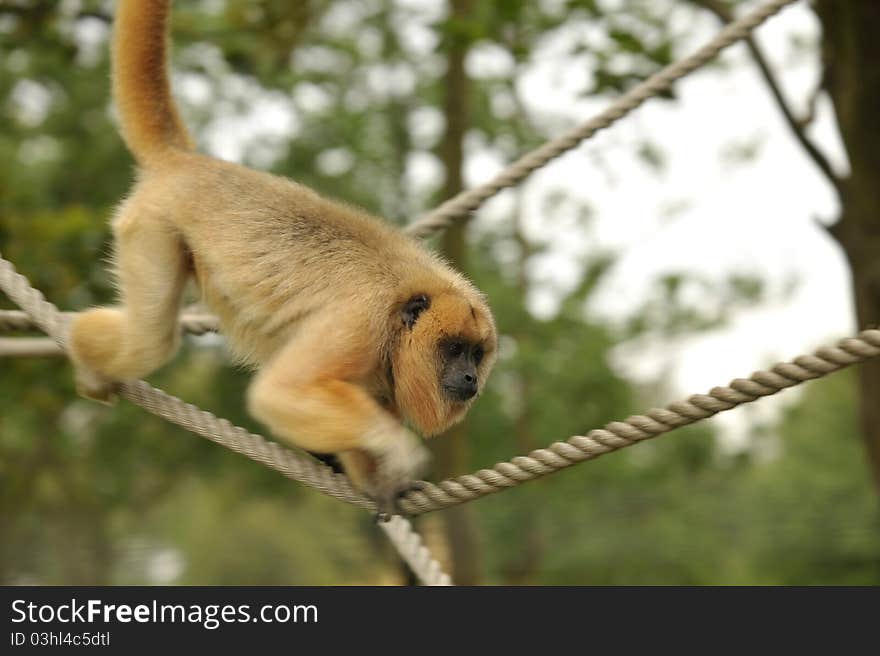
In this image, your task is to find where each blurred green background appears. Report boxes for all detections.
[2,0,879,585]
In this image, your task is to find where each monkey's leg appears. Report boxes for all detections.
[69,211,188,402]
[248,324,430,512]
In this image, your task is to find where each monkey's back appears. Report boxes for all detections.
[132,152,465,366]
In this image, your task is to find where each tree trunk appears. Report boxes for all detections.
[500,191,543,584]
[815,1,880,493]
[432,0,482,585]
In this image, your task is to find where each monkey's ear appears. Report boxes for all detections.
[402,294,430,330]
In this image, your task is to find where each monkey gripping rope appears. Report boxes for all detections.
[0,252,452,585]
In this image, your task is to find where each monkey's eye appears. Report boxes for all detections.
[473,345,484,365]
[447,341,464,358]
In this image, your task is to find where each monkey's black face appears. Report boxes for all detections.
[439,337,484,402]
[394,290,496,436]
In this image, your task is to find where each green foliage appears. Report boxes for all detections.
[623,271,767,338]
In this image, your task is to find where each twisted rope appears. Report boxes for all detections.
[0,309,219,335]
[404,0,800,239]
[379,517,453,586]
[395,330,880,514]
[0,337,63,357]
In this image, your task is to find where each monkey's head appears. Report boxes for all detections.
[392,290,497,436]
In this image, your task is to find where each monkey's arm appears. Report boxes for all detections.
[246,313,429,508]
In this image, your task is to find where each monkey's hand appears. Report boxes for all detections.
[338,420,430,517]
[364,421,430,517]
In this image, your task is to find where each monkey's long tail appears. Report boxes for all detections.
[112,0,194,166]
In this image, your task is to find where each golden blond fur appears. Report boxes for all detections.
[68,0,497,512]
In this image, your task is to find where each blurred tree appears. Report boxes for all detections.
[688,0,880,495]
[813,1,880,496]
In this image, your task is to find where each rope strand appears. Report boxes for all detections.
[0,309,219,335]
[379,517,453,586]
[394,329,880,514]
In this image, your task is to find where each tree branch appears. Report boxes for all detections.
[690,0,843,197]
[797,67,826,130]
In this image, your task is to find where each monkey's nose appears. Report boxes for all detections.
[452,375,478,401]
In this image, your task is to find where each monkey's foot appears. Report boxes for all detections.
[68,308,126,404]
[74,366,118,405]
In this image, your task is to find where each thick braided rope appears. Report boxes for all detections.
[404,0,800,239]
[120,379,374,509]
[0,309,219,335]
[395,330,880,514]
[379,517,453,586]
[0,260,70,345]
